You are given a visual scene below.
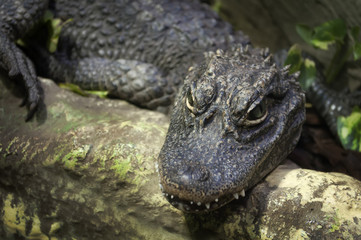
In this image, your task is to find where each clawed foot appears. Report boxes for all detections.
[1,34,43,121]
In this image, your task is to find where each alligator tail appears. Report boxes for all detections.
[307,78,361,137]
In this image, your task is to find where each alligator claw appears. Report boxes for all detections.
[0,32,42,121]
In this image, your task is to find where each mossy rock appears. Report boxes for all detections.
[1,77,360,239]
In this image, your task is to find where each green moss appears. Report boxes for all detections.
[20,141,31,154]
[5,137,19,155]
[328,212,341,233]
[91,142,155,192]
[62,145,92,170]
[43,143,68,166]
[48,102,113,133]
[323,209,342,234]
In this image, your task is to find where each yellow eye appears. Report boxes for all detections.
[186,89,196,114]
[244,100,268,126]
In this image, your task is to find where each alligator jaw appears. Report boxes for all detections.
[159,181,247,212]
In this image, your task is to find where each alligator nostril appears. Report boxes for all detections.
[192,166,210,182]
[179,165,210,184]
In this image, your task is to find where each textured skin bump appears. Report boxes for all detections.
[26,0,249,111]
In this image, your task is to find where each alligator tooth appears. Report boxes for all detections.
[215,198,219,202]
[240,189,245,197]
[233,193,239,200]
[165,193,168,197]
[190,201,193,205]
[197,202,201,206]
[171,195,174,199]
[159,184,163,191]
[205,203,210,209]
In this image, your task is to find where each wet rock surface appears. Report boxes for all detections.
[1,78,361,239]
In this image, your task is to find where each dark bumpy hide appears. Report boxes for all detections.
[0,0,306,212]
[29,0,248,112]
[158,48,305,211]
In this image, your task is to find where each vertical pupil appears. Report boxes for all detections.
[249,101,265,120]
[187,91,194,106]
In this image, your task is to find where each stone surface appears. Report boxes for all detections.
[1,77,361,239]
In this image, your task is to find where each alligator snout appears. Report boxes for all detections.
[157,136,250,212]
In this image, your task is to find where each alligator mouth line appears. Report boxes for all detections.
[159,184,246,212]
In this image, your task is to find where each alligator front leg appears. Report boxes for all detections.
[0,0,48,120]
[0,31,41,120]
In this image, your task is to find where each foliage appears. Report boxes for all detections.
[286,19,361,152]
[284,45,316,91]
[296,19,347,50]
[337,107,361,152]
[211,0,222,13]
[43,10,72,53]
[59,83,108,98]
[295,19,361,84]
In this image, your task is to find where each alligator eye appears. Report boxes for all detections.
[244,100,268,126]
[186,89,196,114]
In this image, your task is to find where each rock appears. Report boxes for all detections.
[1,77,361,239]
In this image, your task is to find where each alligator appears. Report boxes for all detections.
[0,0,356,212]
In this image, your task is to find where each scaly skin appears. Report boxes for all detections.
[29,0,249,111]
[307,79,361,137]
[158,48,305,211]
[0,0,307,212]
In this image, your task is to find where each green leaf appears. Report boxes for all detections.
[297,19,347,50]
[296,24,313,45]
[284,44,303,74]
[85,90,109,99]
[59,83,90,97]
[353,42,361,60]
[313,19,346,43]
[298,58,316,90]
[351,26,360,42]
[351,26,361,60]
[337,106,361,152]
[211,0,222,13]
[43,10,54,22]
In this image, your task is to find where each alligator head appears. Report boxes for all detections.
[157,46,305,212]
